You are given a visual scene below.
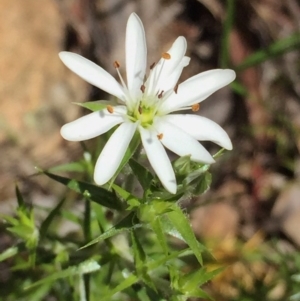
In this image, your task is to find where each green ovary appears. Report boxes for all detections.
[129,97,158,127]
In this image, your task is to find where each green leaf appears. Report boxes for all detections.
[40,198,65,238]
[178,268,222,299]
[41,170,123,211]
[184,164,210,186]
[73,100,118,112]
[148,249,191,270]
[180,267,222,291]
[101,250,190,300]
[166,204,203,265]
[25,259,101,289]
[48,162,86,173]
[131,230,156,291]
[15,184,26,209]
[185,288,212,299]
[79,212,141,249]
[220,0,236,68]
[173,155,192,176]
[193,172,212,195]
[112,183,142,209]
[0,246,18,262]
[129,158,154,191]
[0,214,19,226]
[236,32,300,71]
[150,217,169,255]
[102,274,138,300]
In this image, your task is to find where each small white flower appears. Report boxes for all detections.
[59,13,236,194]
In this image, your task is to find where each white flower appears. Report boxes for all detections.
[59,13,236,194]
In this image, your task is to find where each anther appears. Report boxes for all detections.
[162,52,171,60]
[174,83,179,94]
[158,90,164,99]
[157,133,163,140]
[150,62,156,69]
[113,61,120,68]
[192,104,200,112]
[138,105,142,114]
[107,105,114,113]
[140,85,146,93]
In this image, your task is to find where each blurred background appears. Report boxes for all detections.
[1,0,300,299]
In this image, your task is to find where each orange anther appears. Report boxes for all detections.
[157,133,163,140]
[162,52,171,60]
[113,61,120,68]
[107,105,114,113]
[192,103,200,112]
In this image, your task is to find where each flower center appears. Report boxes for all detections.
[129,95,159,127]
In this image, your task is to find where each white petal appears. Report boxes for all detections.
[162,56,190,93]
[94,121,138,185]
[126,13,147,100]
[159,69,236,114]
[162,114,232,150]
[154,118,215,164]
[61,106,126,141]
[59,52,126,101]
[147,36,187,95]
[139,126,176,194]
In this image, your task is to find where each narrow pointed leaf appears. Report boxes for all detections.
[180,267,223,291]
[131,230,156,291]
[150,217,169,255]
[148,249,191,270]
[112,184,142,209]
[0,246,18,262]
[80,212,141,249]
[41,171,123,211]
[25,259,101,289]
[102,275,137,300]
[48,162,86,173]
[40,198,65,238]
[236,32,300,71]
[129,158,154,191]
[15,185,25,209]
[193,172,212,195]
[166,205,203,265]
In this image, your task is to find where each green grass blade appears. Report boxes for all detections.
[236,32,300,71]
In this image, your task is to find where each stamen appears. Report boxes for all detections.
[158,90,164,99]
[192,104,200,112]
[174,83,179,94]
[138,105,142,114]
[107,105,114,113]
[113,61,120,68]
[140,85,146,93]
[150,62,156,69]
[157,133,163,140]
[162,52,171,60]
[114,61,128,92]
[112,59,131,106]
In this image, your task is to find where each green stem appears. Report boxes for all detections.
[124,144,142,193]
[83,199,91,301]
[220,0,235,68]
[79,275,87,301]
